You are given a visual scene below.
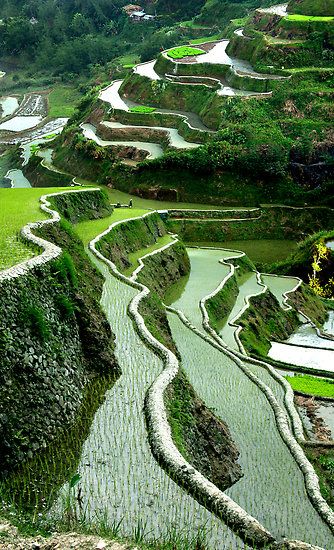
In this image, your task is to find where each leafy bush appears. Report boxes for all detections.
[55,295,76,319]
[22,305,50,342]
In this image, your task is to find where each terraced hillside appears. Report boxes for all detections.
[14,1,325,207]
[0,186,334,549]
[0,2,334,550]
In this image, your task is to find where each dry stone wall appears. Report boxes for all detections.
[0,189,116,471]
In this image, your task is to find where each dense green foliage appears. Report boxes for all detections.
[195,0,273,26]
[239,290,300,356]
[265,229,334,284]
[306,448,334,509]
[288,0,334,17]
[0,0,213,77]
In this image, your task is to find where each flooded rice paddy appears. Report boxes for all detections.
[101,121,200,150]
[4,169,31,188]
[50,255,247,549]
[81,123,164,160]
[0,96,19,118]
[167,247,333,545]
[0,115,42,132]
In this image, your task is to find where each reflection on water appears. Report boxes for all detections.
[0,115,42,132]
[269,342,334,372]
[5,169,31,188]
[0,97,19,119]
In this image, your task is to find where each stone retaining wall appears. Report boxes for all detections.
[0,188,115,470]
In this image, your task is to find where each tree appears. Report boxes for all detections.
[70,13,93,36]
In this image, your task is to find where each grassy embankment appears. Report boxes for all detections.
[48,86,83,118]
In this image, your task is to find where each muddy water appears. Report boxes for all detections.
[259,3,288,16]
[20,126,65,166]
[286,323,334,349]
[134,60,161,80]
[99,81,129,111]
[317,403,334,438]
[4,169,31,188]
[269,342,334,372]
[268,314,334,372]
[0,115,42,132]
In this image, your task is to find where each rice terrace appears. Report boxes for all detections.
[0,0,334,549]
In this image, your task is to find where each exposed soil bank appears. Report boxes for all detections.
[0,522,128,550]
[288,284,328,325]
[166,369,243,491]
[296,396,333,443]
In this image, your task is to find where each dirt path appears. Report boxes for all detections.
[0,522,132,550]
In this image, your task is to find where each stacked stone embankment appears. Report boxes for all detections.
[0,189,117,470]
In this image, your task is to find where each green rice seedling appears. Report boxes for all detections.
[167,248,333,546]
[167,46,206,59]
[133,519,151,543]
[129,106,156,114]
[0,187,65,270]
[286,374,334,398]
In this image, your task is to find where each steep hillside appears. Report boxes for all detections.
[288,0,334,17]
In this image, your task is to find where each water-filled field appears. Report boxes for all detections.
[50,255,247,549]
[167,247,333,545]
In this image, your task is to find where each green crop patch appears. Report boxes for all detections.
[48,86,83,118]
[286,14,334,21]
[129,106,156,114]
[167,46,206,59]
[0,188,64,271]
[286,374,334,398]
